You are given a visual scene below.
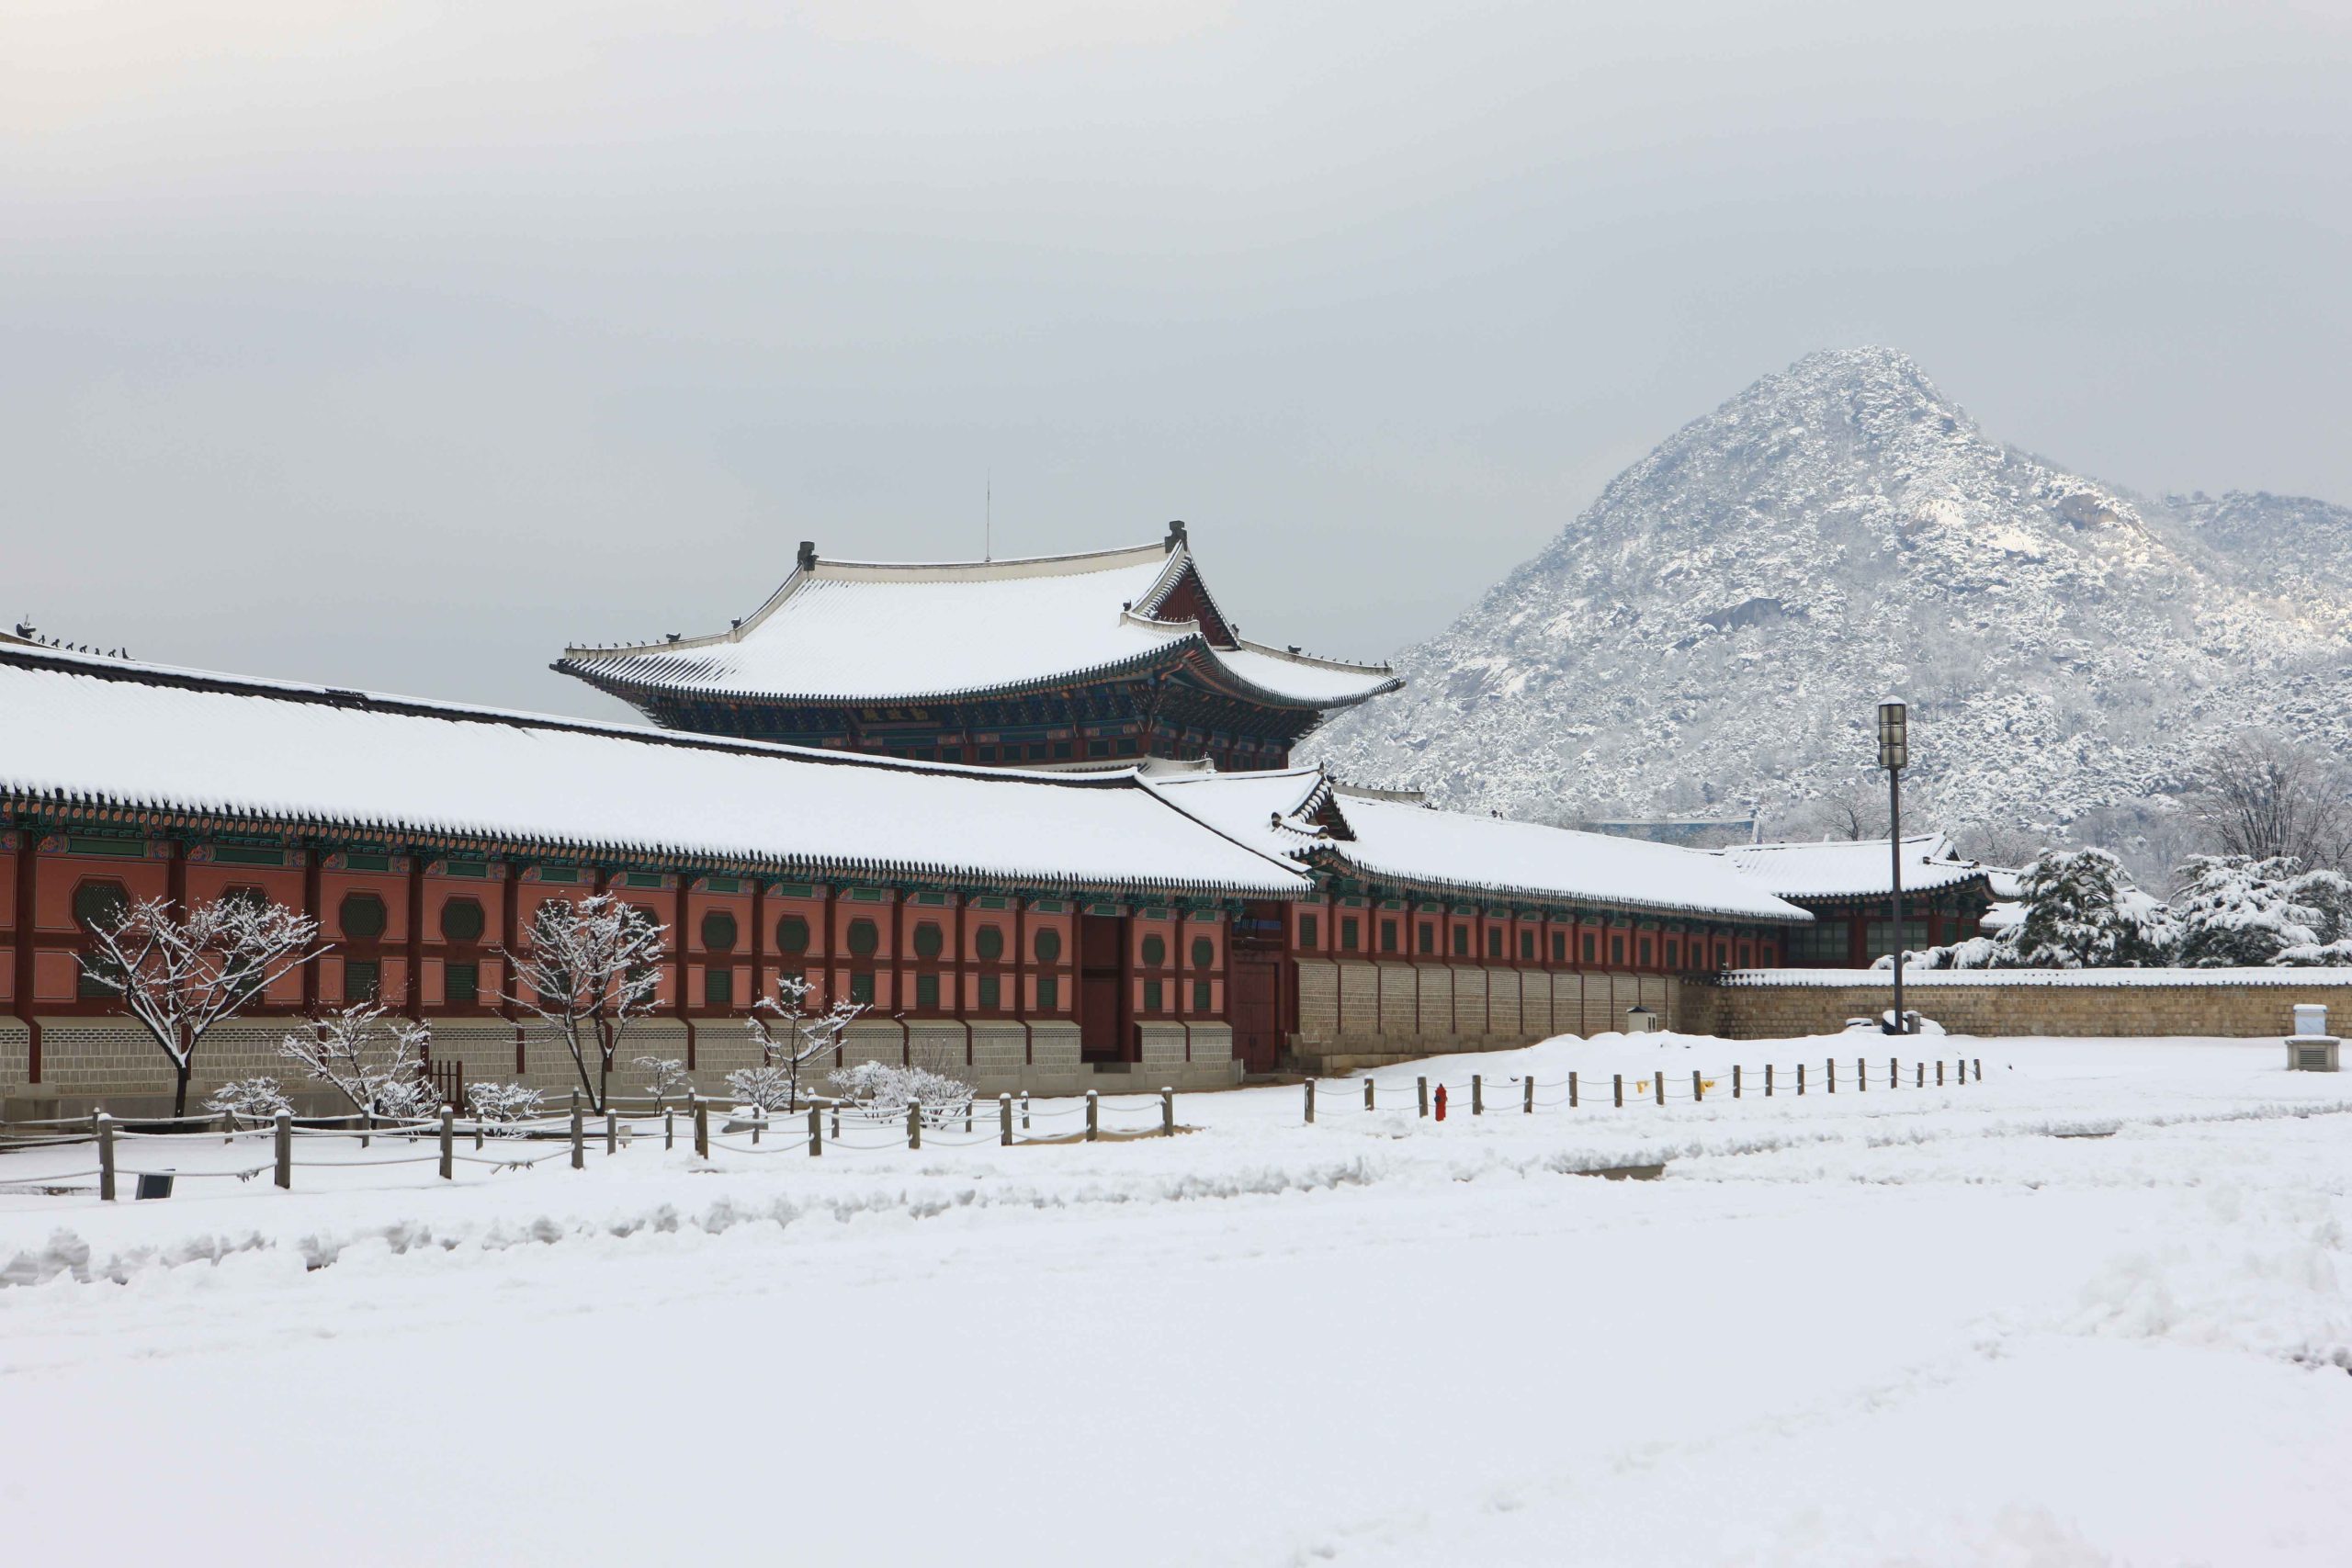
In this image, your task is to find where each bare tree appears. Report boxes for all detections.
[498,893,667,1112]
[1784,779,1890,841]
[742,974,865,1112]
[2187,734,2352,872]
[279,1000,436,1119]
[84,895,323,1118]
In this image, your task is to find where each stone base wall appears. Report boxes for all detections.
[0,1010,1212,1122]
[1288,961,1679,1071]
[1690,979,2352,1040]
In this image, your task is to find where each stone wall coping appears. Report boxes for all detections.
[1710,967,2352,990]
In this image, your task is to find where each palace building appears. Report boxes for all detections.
[1713,836,1997,965]
[551,523,1399,769]
[0,630,1808,1116]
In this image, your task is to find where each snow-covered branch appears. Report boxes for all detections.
[496,893,667,1112]
[83,895,324,1117]
[279,1000,437,1118]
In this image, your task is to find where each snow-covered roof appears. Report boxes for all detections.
[1144,766,1333,863]
[555,539,1400,711]
[1716,966,2352,989]
[0,647,1312,897]
[1715,834,1990,900]
[1147,770,1808,922]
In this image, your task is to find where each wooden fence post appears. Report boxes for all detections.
[361,1107,373,1150]
[1796,1062,1805,1096]
[1613,1073,1623,1108]
[1889,1055,1898,1087]
[1691,1069,1702,1102]
[751,1104,763,1146]
[1564,1072,1574,1111]
[1858,1056,1867,1092]
[570,1092,584,1170]
[664,1107,674,1150]
[1653,1072,1663,1106]
[96,1111,116,1202]
[1471,1075,1483,1115]
[1084,1090,1098,1143]
[438,1106,454,1179]
[1021,1091,1031,1131]
[1937,1060,1945,1087]
[1001,1093,1013,1145]
[1364,1079,1375,1111]
[1733,1064,1742,1099]
[274,1110,292,1190]
[606,1110,618,1155]
[1305,1080,1317,1123]
[1765,1063,1773,1097]
[1973,1057,1982,1081]
[1418,1077,1429,1118]
[1161,1088,1175,1137]
[693,1097,709,1158]
[908,1100,922,1150]
[1916,1062,1924,1088]
[811,1106,825,1156]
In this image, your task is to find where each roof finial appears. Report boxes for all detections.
[797,540,817,573]
[1164,519,1187,553]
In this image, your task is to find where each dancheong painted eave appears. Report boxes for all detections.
[0,647,1313,900]
[551,531,1401,712]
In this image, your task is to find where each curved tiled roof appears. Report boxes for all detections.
[0,648,1312,898]
[1146,770,1810,924]
[555,540,1399,711]
[1715,835,1990,900]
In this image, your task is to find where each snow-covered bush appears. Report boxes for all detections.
[278,1000,436,1119]
[633,1055,693,1099]
[206,1076,291,1127]
[826,1061,972,1123]
[725,1064,797,1111]
[465,1081,545,1134]
[2171,854,2320,967]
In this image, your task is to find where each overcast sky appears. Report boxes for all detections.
[6,1,2348,720]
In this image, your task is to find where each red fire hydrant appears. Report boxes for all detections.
[1433,1083,1448,1121]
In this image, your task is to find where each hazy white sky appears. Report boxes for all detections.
[6,1,2348,717]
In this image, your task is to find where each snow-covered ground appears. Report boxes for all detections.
[6,1032,2350,1565]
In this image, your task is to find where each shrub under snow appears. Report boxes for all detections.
[826,1061,973,1124]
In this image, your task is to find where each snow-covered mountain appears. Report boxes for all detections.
[1307,347,2352,874]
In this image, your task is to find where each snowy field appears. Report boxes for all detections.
[6,1032,2351,1566]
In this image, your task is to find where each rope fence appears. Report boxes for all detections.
[1301,1056,1985,1123]
[0,1085,1185,1200]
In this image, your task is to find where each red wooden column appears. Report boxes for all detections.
[15,828,40,1084]
[503,862,525,1075]
[300,849,323,1011]
[1013,897,1032,1065]
[952,893,968,1019]
[404,854,426,1019]
[673,875,695,1069]
[750,877,767,1007]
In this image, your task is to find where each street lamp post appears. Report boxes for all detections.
[1878,698,1909,1034]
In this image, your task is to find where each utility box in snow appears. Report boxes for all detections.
[2287,1004,2336,1072]
[1624,1005,1660,1033]
[2293,1003,2328,1038]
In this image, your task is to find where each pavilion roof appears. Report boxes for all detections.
[553,537,1400,711]
[1146,770,1811,923]
[0,647,1312,898]
[1713,834,1990,900]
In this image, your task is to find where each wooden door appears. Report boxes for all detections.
[1077,914,1129,1062]
[1229,952,1283,1073]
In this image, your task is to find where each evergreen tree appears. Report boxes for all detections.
[2000,848,2175,967]
[2170,854,2317,967]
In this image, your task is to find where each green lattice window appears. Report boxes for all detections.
[1034,929,1062,964]
[912,922,944,959]
[975,926,1004,962]
[440,898,485,942]
[777,915,810,954]
[701,910,739,952]
[1140,934,1166,965]
[339,893,388,941]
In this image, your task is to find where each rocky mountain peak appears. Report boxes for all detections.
[1307,351,2352,879]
